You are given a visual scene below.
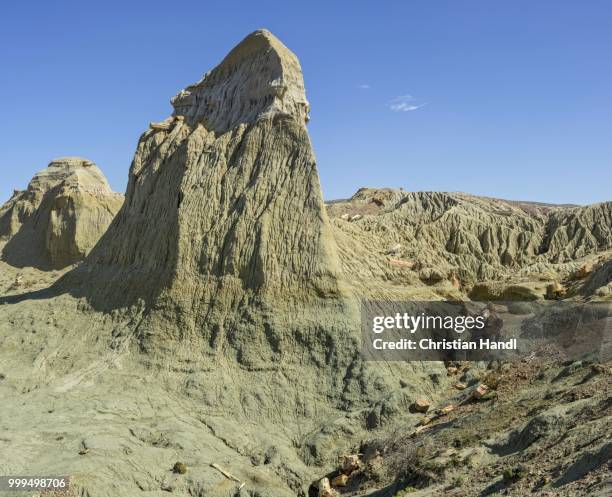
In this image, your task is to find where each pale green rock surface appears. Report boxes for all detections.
[0,30,610,497]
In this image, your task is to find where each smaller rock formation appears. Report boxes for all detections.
[0,157,123,269]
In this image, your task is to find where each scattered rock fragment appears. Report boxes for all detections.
[331,474,349,487]
[340,454,362,475]
[591,364,608,375]
[386,243,402,255]
[318,477,337,497]
[576,261,594,278]
[546,281,566,299]
[350,214,363,222]
[472,383,489,400]
[439,404,455,415]
[8,274,23,291]
[149,118,178,131]
[419,416,432,426]
[160,480,174,492]
[414,425,428,435]
[539,474,552,486]
[412,398,430,413]
[173,462,187,474]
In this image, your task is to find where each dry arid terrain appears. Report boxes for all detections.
[0,30,610,497]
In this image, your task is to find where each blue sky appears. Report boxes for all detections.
[1,0,610,205]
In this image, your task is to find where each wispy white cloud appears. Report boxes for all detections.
[388,94,427,112]
[358,84,371,89]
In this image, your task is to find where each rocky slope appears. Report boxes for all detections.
[0,30,610,497]
[328,188,612,301]
[317,358,611,497]
[0,157,123,269]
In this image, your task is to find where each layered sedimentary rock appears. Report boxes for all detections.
[72,30,357,371]
[328,188,612,299]
[0,29,610,497]
[57,35,418,490]
[0,157,123,269]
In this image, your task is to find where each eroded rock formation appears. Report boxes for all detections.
[0,157,123,269]
[328,188,612,300]
[70,31,363,381]
[0,29,610,497]
[43,32,431,493]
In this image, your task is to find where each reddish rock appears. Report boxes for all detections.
[472,383,489,400]
[413,398,430,413]
[331,474,349,487]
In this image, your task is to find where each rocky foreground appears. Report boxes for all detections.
[0,30,610,497]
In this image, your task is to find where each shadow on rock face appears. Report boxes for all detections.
[553,442,612,488]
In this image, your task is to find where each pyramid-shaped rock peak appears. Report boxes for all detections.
[80,30,348,355]
[171,29,310,133]
[0,157,123,269]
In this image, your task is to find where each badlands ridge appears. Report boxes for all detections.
[0,30,610,497]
